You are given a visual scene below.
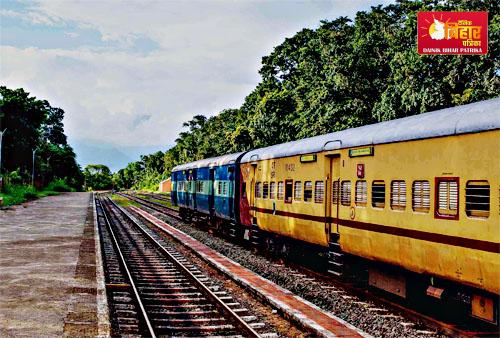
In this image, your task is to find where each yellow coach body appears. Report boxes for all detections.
[336,130,498,294]
[240,99,500,296]
[240,153,330,246]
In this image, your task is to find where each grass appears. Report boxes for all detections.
[151,196,178,210]
[0,179,75,207]
[110,193,141,208]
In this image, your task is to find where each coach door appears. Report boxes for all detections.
[249,161,258,221]
[209,168,215,213]
[188,169,196,209]
[327,156,341,235]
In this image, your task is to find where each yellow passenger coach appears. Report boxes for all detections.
[238,98,499,323]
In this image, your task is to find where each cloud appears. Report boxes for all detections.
[64,32,79,38]
[131,114,152,130]
[1,0,394,152]
[0,7,64,26]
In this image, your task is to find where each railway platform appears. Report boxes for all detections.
[0,192,108,337]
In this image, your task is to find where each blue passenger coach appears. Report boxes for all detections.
[171,152,245,224]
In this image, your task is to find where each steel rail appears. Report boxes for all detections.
[98,197,157,338]
[139,192,171,202]
[117,192,181,220]
[106,196,262,338]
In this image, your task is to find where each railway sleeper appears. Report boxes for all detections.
[147,310,219,316]
[154,324,235,333]
[142,296,209,304]
[152,317,229,325]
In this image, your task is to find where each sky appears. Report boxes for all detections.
[0,0,392,171]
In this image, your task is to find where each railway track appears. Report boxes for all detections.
[96,194,272,337]
[116,191,500,337]
[139,192,171,203]
[119,192,180,220]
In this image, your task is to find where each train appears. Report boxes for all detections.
[171,98,500,324]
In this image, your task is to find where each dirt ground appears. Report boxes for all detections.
[0,192,91,337]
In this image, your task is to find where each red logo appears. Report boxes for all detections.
[356,164,364,178]
[417,12,488,55]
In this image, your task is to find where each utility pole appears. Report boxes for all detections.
[0,92,4,177]
[45,156,51,186]
[32,149,37,186]
[0,128,6,175]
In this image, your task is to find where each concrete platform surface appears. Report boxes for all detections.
[0,192,97,337]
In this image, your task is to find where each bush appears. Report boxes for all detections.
[46,179,74,192]
[0,184,38,205]
[23,191,38,199]
[4,169,23,185]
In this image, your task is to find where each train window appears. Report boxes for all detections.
[412,181,430,213]
[314,181,324,203]
[277,181,284,200]
[270,182,276,199]
[223,182,228,196]
[391,180,406,210]
[294,181,302,201]
[355,180,367,206]
[197,181,204,193]
[255,182,262,198]
[332,180,339,205]
[372,181,385,208]
[285,180,293,203]
[218,182,223,195]
[435,178,459,219]
[263,182,269,199]
[242,182,247,198]
[465,181,490,218]
[304,181,313,202]
[341,181,351,206]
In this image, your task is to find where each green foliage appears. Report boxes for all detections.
[114,0,499,190]
[0,178,77,206]
[5,169,23,185]
[0,86,83,189]
[46,179,74,192]
[83,164,113,191]
[1,184,36,205]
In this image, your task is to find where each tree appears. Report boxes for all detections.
[0,87,46,176]
[83,164,113,191]
[0,86,82,189]
[115,0,499,190]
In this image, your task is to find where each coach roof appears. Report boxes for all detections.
[239,98,500,163]
[172,152,245,171]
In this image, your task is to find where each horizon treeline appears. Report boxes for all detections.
[114,0,499,190]
[0,86,83,190]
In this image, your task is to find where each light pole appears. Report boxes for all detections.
[32,149,37,186]
[45,156,51,185]
[0,128,6,175]
[0,90,4,176]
